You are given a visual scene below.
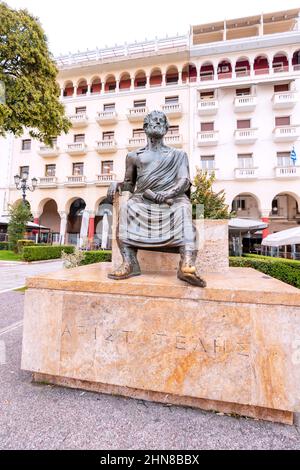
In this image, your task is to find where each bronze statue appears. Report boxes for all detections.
[107,110,206,287]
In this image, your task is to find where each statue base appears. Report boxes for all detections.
[21,263,300,425]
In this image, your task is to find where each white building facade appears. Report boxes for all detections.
[6,8,300,246]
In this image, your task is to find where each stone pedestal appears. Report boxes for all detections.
[22,263,300,425]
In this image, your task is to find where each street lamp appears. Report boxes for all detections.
[14,171,37,205]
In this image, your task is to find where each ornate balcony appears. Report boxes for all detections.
[126,106,148,122]
[234,128,258,144]
[39,176,58,188]
[38,145,59,157]
[161,103,182,118]
[66,142,88,156]
[272,91,297,109]
[95,140,117,153]
[65,176,87,187]
[127,137,146,150]
[197,99,218,115]
[96,110,118,125]
[95,174,116,186]
[68,113,89,128]
[197,130,219,146]
[234,168,258,180]
[275,166,300,178]
[164,134,183,148]
[234,96,257,112]
[273,126,300,142]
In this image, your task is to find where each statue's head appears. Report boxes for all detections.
[143,110,169,139]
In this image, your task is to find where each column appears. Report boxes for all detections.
[131,77,135,91]
[146,76,150,89]
[115,80,120,93]
[88,212,95,243]
[87,83,91,96]
[162,73,166,87]
[178,71,183,85]
[73,86,77,97]
[288,57,293,72]
[59,211,67,245]
[60,88,64,99]
[250,61,255,78]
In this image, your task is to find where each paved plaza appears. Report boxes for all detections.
[0,260,63,293]
[0,286,299,449]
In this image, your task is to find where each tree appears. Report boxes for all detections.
[7,201,32,252]
[191,169,233,219]
[0,2,70,144]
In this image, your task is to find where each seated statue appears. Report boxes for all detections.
[107,110,206,287]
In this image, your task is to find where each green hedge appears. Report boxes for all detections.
[0,241,11,251]
[80,250,112,265]
[229,256,300,288]
[243,253,300,268]
[17,239,35,254]
[22,245,75,262]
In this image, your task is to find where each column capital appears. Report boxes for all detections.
[59,211,67,218]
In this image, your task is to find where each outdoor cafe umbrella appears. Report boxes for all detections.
[262,226,300,247]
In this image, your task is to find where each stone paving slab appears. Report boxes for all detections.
[0,260,63,292]
[0,291,299,449]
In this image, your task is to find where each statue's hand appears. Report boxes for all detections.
[107,182,122,203]
[155,192,174,205]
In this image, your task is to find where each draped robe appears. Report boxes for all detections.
[118,147,196,250]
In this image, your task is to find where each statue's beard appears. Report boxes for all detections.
[146,129,166,139]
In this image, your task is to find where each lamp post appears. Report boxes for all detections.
[14,171,37,205]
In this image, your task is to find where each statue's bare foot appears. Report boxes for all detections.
[108,262,141,280]
[177,263,206,288]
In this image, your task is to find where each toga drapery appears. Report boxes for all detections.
[118,147,196,249]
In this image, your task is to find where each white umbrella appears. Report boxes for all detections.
[229,218,268,233]
[262,227,300,247]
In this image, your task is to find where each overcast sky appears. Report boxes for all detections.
[5,0,300,56]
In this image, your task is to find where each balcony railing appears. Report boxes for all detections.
[234,128,258,144]
[197,99,218,115]
[38,145,59,157]
[275,166,300,178]
[95,140,117,153]
[234,168,258,179]
[199,168,218,178]
[39,176,58,188]
[127,137,146,149]
[68,113,89,127]
[126,106,148,121]
[197,130,219,146]
[161,103,182,117]
[95,174,116,185]
[66,142,87,155]
[234,95,257,112]
[65,175,86,186]
[273,126,300,142]
[96,110,118,125]
[272,91,297,109]
[164,134,182,147]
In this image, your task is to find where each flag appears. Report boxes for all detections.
[290,147,297,165]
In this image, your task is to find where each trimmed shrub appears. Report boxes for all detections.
[0,241,11,251]
[17,239,35,254]
[229,256,300,289]
[22,245,74,262]
[80,250,112,266]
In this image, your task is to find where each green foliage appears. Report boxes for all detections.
[0,241,11,250]
[0,250,21,261]
[243,253,300,268]
[229,256,300,289]
[80,250,112,266]
[190,169,233,219]
[0,2,70,144]
[17,239,35,254]
[22,245,74,262]
[7,201,32,252]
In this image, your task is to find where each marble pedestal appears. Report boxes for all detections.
[21,263,300,425]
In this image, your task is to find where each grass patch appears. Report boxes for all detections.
[0,250,22,262]
[14,286,28,292]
